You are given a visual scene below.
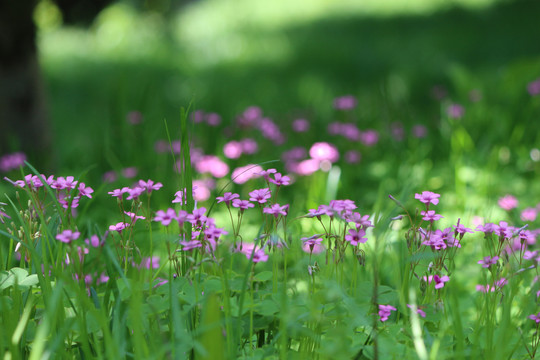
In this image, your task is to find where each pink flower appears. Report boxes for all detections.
[263,203,289,218]
[378,304,397,322]
[421,210,443,221]
[309,142,339,163]
[78,183,94,198]
[415,191,440,205]
[122,167,138,179]
[56,230,80,244]
[232,199,254,210]
[216,192,240,206]
[292,118,309,132]
[223,141,243,159]
[528,78,540,96]
[126,187,144,200]
[478,256,499,268]
[406,304,426,318]
[249,188,272,204]
[237,243,269,263]
[240,138,258,154]
[269,173,290,186]
[498,195,518,210]
[138,179,163,193]
[231,164,263,184]
[423,274,449,289]
[0,152,27,172]
[521,207,537,222]
[109,222,130,232]
[344,228,368,246]
[529,313,540,323]
[180,240,202,251]
[333,95,357,110]
[360,130,379,146]
[154,209,178,226]
[108,187,130,198]
[195,156,229,178]
[447,104,465,119]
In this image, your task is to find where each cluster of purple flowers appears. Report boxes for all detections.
[0,152,26,172]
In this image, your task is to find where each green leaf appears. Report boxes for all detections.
[253,271,273,282]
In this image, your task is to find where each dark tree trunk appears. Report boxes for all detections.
[0,0,54,171]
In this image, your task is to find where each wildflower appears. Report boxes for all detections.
[257,168,277,181]
[524,250,538,260]
[498,195,518,211]
[237,243,269,263]
[360,130,379,146]
[421,210,443,221]
[528,78,540,96]
[108,187,129,198]
[415,191,440,206]
[126,187,144,200]
[138,179,163,193]
[447,104,465,119]
[521,207,538,222]
[240,138,258,154]
[529,313,540,323]
[53,176,78,190]
[269,173,291,186]
[56,230,80,244]
[193,180,212,201]
[263,203,289,218]
[249,188,272,204]
[407,304,426,318]
[344,150,361,164]
[475,222,497,234]
[0,152,27,172]
[85,235,101,248]
[180,240,202,251]
[302,235,324,250]
[122,167,138,178]
[333,95,357,110]
[216,192,240,206]
[206,112,221,126]
[454,223,474,234]
[103,171,117,183]
[109,222,130,232]
[423,274,450,289]
[345,228,368,246]
[154,209,179,226]
[187,207,207,228]
[478,256,499,268]
[124,211,145,222]
[378,304,397,322]
[232,199,254,210]
[223,141,243,159]
[292,118,309,132]
[232,164,263,184]
[195,156,230,178]
[78,183,94,198]
[294,159,320,176]
[412,125,427,138]
[309,142,339,163]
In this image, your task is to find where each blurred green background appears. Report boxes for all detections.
[2,0,540,223]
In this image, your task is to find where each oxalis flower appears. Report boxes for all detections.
[56,230,80,244]
[423,274,450,289]
[378,304,397,322]
[415,191,440,206]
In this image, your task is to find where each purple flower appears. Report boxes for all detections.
[529,313,540,323]
[232,164,263,184]
[378,304,397,322]
[223,141,243,159]
[180,240,202,251]
[415,191,440,205]
[109,222,130,232]
[217,192,240,206]
[269,173,291,186]
[423,274,450,289]
[344,228,368,246]
[56,230,80,244]
[333,95,357,110]
[78,183,94,198]
[263,203,289,218]
[498,195,518,211]
[292,118,309,132]
[0,152,27,172]
[454,223,474,234]
[309,142,339,163]
[232,199,254,210]
[237,243,269,263]
[126,187,145,200]
[187,207,207,227]
[249,188,272,204]
[301,235,324,252]
[528,78,540,96]
[138,179,163,193]
[447,104,465,119]
[521,208,537,222]
[421,210,443,221]
[478,256,499,268]
[406,304,426,318]
[108,187,129,198]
